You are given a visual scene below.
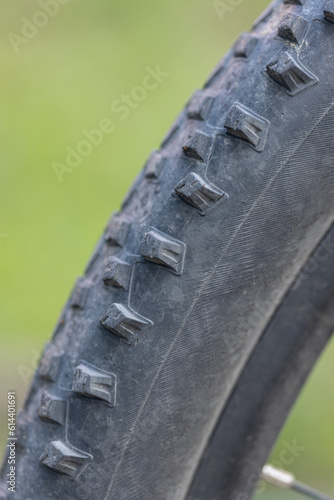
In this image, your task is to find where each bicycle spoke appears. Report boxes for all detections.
[261,465,334,500]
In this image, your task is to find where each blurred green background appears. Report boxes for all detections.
[0,0,333,497]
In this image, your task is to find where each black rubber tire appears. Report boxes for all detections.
[2,1,334,498]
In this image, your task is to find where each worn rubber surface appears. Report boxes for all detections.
[2,0,334,498]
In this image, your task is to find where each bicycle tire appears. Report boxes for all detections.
[1,0,334,498]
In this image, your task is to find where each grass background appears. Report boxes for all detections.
[0,0,333,497]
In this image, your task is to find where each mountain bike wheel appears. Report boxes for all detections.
[1,0,334,498]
